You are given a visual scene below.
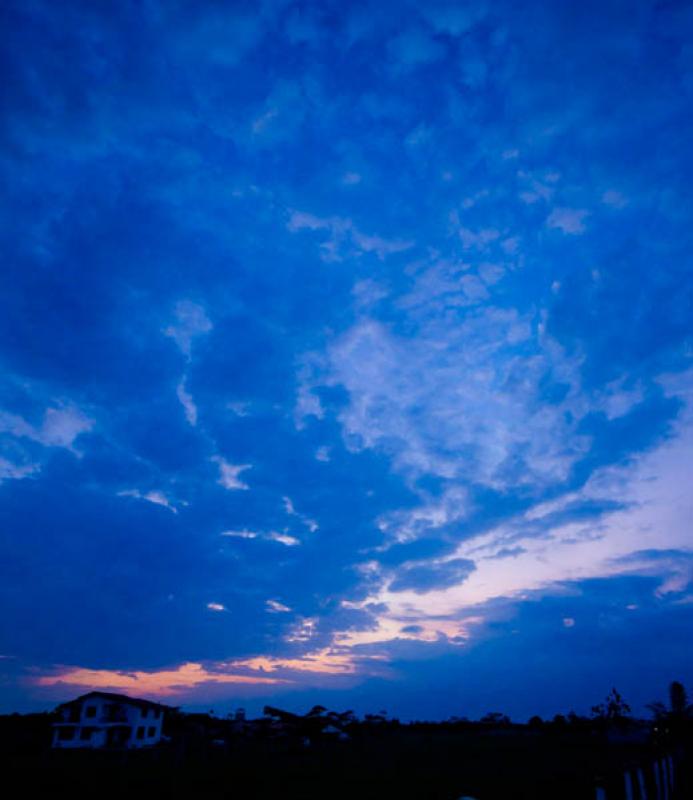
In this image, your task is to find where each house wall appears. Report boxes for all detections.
[52,696,164,749]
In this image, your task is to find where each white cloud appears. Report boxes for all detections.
[545,207,589,235]
[0,457,39,483]
[177,380,198,426]
[458,226,500,250]
[597,378,644,420]
[287,210,413,262]
[297,309,589,490]
[373,374,693,622]
[227,401,251,417]
[163,300,213,358]
[266,599,292,613]
[282,495,319,533]
[220,529,258,539]
[213,457,251,490]
[0,403,93,453]
[118,489,178,513]
[478,263,505,286]
[518,169,559,204]
[267,531,301,546]
[220,528,301,546]
[602,190,628,209]
[207,602,227,613]
[377,486,471,544]
[315,446,331,462]
[459,274,489,301]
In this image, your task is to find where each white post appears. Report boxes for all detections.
[624,770,634,800]
[666,755,674,795]
[653,759,661,800]
[637,768,647,800]
[660,759,669,800]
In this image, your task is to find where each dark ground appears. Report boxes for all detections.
[1,713,691,799]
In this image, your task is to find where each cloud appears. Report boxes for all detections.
[287,210,414,261]
[220,528,301,547]
[163,301,213,359]
[376,486,471,545]
[487,546,527,560]
[389,558,476,594]
[297,309,589,490]
[457,226,501,250]
[362,384,693,628]
[221,529,259,540]
[118,489,178,513]
[213,457,252,490]
[315,446,331,462]
[267,531,301,547]
[545,207,589,235]
[33,662,285,697]
[601,190,628,208]
[266,599,292,613]
[2,0,693,718]
[176,380,198,426]
[0,404,93,452]
[0,457,39,483]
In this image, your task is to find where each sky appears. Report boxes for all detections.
[1,0,692,722]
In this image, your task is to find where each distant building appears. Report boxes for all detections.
[52,691,168,749]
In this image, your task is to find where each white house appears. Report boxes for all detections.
[52,691,168,749]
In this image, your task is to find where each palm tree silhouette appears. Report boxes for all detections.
[648,680,693,742]
[648,681,693,722]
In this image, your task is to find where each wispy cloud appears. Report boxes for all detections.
[163,301,213,359]
[118,489,179,513]
[0,404,93,453]
[297,309,589,490]
[213,457,252,491]
[176,380,198,426]
[545,207,589,235]
[287,210,414,261]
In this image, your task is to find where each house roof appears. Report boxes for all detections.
[56,691,172,712]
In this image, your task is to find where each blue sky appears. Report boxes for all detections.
[1,0,692,720]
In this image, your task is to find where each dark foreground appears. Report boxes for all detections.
[2,713,692,799]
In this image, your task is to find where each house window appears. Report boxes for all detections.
[136,726,145,739]
[58,727,75,741]
[148,727,155,737]
[80,727,94,741]
[85,706,96,718]
[154,709,160,719]
[142,708,148,718]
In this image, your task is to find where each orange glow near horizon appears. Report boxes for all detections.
[30,647,379,697]
[229,649,360,675]
[33,661,287,697]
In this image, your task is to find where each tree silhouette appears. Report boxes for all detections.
[648,681,692,717]
[648,680,693,739]
[591,688,631,725]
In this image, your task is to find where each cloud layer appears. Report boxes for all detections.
[1,0,692,719]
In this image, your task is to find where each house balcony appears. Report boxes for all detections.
[100,712,129,723]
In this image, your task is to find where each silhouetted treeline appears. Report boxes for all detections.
[1,682,691,798]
